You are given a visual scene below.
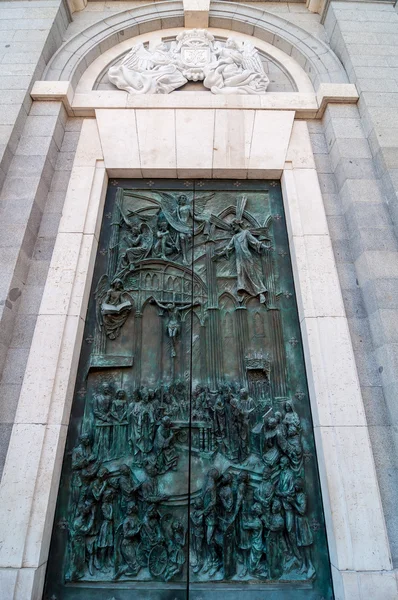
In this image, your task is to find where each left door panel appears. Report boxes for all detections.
[44,180,195,600]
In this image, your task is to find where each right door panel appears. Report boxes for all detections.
[188,180,333,600]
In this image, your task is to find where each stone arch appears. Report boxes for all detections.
[209,2,347,88]
[43,0,347,91]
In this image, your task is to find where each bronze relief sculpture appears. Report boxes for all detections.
[44,180,333,600]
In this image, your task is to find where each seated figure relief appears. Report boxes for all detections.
[108,29,269,95]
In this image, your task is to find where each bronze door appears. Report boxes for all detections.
[44,180,334,600]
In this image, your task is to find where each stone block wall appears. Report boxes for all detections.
[322,0,398,565]
[309,106,398,565]
[0,107,82,477]
[324,2,398,220]
[0,1,72,473]
[0,0,70,193]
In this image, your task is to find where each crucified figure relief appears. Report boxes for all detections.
[150,298,200,358]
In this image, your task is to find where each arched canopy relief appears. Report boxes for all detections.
[32,1,358,118]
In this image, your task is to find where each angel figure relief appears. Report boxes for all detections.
[115,200,154,278]
[212,196,272,304]
[95,277,133,340]
[108,41,187,95]
[167,193,213,264]
[131,190,214,265]
[203,38,269,95]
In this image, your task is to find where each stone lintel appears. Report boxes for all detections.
[30,81,359,120]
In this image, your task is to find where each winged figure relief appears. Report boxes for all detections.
[157,191,215,264]
[115,199,155,278]
[116,221,154,280]
[203,38,269,95]
[111,190,215,268]
[124,191,214,265]
[108,42,187,95]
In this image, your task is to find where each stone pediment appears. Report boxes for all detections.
[108,29,269,95]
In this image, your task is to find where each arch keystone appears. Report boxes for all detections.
[183,0,210,28]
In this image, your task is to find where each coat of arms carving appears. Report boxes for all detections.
[178,29,214,80]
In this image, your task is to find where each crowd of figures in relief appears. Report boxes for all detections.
[62,184,321,588]
[68,380,314,583]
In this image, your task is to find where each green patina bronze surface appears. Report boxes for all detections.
[44,180,333,600]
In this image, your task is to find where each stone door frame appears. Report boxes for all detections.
[0,107,394,600]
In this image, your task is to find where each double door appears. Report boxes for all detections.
[44,180,333,600]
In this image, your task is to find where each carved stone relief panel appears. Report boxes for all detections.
[107,30,270,95]
[44,180,333,600]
